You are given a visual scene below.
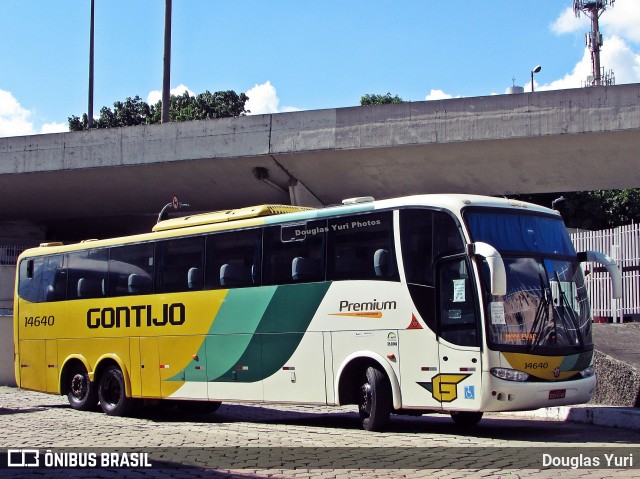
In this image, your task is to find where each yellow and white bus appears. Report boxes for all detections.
[14,195,621,431]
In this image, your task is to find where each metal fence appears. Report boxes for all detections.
[0,245,34,266]
[571,223,640,323]
[2,230,639,322]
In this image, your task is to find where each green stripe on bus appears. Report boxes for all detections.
[167,287,276,382]
[209,282,331,383]
[210,287,277,335]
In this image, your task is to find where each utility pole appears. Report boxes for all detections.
[573,0,615,86]
[162,0,172,123]
[88,0,95,128]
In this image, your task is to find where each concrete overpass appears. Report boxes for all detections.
[1,83,639,240]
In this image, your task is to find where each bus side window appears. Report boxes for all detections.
[18,258,43,303]
[108,243,154,297]
[67,249,108,300]
[18,255,68,303]
[262,221,326,285]
[400,209,463,287]
[438,258,479,347]
[206,229,262,289]
[155,237,205,294]
[43,255,67,302]
[327,212,398,281]
[434,212,465,258]
[400,209,435,286]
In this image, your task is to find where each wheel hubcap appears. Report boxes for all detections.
[70,374,86,399]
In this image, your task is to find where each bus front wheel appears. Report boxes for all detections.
[358,366,391,432]
[66,364,98,411]
[98,364,136,416]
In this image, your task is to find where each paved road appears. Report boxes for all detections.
[0,386,638,478]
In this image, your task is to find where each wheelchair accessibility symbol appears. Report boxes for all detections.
[464,385,475,399]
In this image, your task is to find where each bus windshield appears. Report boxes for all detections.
[465,210,592,353]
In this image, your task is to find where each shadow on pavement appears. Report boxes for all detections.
[130,402,640,445]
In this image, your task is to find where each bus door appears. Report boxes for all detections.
[435,257,482,410]
[138,337,161,398]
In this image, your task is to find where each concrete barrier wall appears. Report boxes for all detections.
[592,351,640,407]
[0,265,15,309]
[0,315,15,386]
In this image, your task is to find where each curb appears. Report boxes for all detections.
[507,405,640,430]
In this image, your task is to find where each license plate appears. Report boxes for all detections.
[549,389,566,400]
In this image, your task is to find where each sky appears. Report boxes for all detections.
[1,0,639,138]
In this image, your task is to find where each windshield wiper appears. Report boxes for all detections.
[553,271,584,348]
[528,273,551,351]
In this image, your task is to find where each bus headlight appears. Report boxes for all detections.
[490,367,529,382]
[579,365,595,378]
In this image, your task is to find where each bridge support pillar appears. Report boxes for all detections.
[288,178,324,208]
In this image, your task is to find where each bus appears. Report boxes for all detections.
[14,195,621,431]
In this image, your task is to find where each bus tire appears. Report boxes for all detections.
[450,411,483,427]
[358,366,391,432]
[97,364,136,416]
[66,363,98,411]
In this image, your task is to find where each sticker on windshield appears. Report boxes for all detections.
[490,302,506,325]
[453,279,466,302]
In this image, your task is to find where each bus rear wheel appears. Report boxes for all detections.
[67,364,98,411]
[450,411,483,427]
[98,364,136,416]
[358,366,391,432]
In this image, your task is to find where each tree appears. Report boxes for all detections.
[360,93,405,106]
[69,90,249,131]
[515,189,640,230]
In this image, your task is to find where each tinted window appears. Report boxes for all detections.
[327,211,398,281]
[206,229,261,289]
[401,209,464,286]
[68,249,108,300]
[18,257,45,303]
[109,243,154,296]
[19,255,68,303]
[438,258,479,347]
[263,220,326,285]
[156,237,205,293]
[465,210,575,256]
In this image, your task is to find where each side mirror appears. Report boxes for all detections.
[577,250,623,300]
[469,242,507,296]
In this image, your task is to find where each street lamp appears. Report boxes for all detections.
[531,65,542,92]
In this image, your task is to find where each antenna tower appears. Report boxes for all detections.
[573,1,615,86]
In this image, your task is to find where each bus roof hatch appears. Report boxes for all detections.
[152,204,315,232]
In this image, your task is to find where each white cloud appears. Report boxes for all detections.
[600,0,640,43]
[534,48,592,91]
[40,122,67,134]
[147,84,195,105]
[536,35,640,91]
[553,0,640,40]
[0,89,34,137]
[245,81,278,114]
[551,7,584,35]
[601,35,640,83]
[245,81,300,115]
[425,89,455,101]
[544,0,640,90]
